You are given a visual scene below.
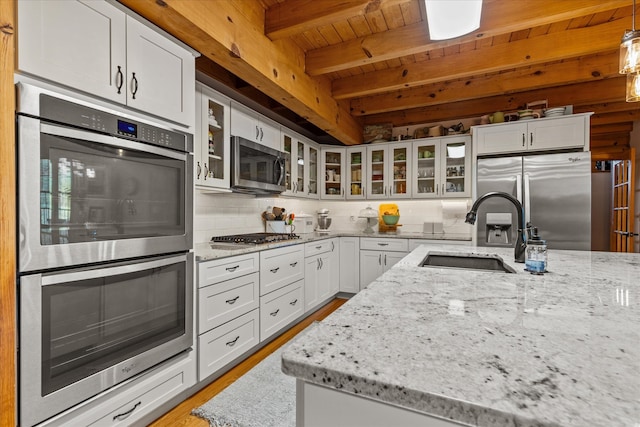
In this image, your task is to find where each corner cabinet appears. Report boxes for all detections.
[473,113,591,156]
[195,83,231,190]
[412,136,471,198]
[366,143,412,199]
[321,148,346,199]
[17,0,196,127]
[230,102,281,150]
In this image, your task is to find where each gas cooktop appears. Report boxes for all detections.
[211,232,300,245]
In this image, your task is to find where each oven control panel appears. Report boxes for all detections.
[39,94,192,153]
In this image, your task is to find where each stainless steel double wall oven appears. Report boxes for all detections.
[17,80,194,427]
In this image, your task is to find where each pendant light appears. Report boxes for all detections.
[425,0,482,40]
[620,0,640,101]
[620,0,639,73]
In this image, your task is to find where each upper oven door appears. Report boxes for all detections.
[18,115,193,272]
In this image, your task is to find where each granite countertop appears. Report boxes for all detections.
[281,244,640,427]
[194,231,471,261]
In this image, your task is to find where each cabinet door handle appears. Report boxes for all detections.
[290,261,298,267]
[378,254,381,265]
[131,72,138,99]
[442,183,445,194]
[270,309,280,317]
[289,299,298,306]
[320,258,324,269]
[260,127,264,141]
[115,65,124,94]
[196,161,202,179]
[530,132,533,146]
[317,258,321,270]
[331,241,335,251]
[226,296,240,305]
[225,265,239,272]
[384,254,387,266]
[270,267,280,273]
[113,401,141,421]
[226,336,240,347]
[203,163,209,180]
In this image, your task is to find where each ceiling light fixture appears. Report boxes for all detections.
[620,0,640,102]
[425,0,482,40]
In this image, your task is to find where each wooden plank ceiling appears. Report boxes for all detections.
[121,0,637,155]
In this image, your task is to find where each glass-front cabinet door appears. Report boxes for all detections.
[308,145,318,197]
[412,139,440,198]
[441,137,471,197]
[296,140,306,196]
[346,146,366,199]
[282,133,294,195]
[195,83,230,189]
[390,144,410,198]
[321,148,344,199]
[366,146,386,199]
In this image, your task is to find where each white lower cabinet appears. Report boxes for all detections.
[260,279,305,341]
[304,239,338,313]
[339,237,360,293]
[198,309,260,380]
[260,245,305,295]
[39,350,196,427]
[359,238,408,289]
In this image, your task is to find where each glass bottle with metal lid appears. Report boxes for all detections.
[525,227,547,274]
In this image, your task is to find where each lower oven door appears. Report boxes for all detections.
[19,252,193,427]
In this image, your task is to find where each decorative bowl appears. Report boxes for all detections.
[382,215,400,225]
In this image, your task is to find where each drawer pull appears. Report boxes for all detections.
[377,243,389,246]
[289,299,298,306]
[113,401,141,421]
[270,267,280,273]
[226,296,240,305]
[226,336,240,347]
[290,261,298,267]
[226,265,240,272]
[270,309,280,317]
[315,245,322,249]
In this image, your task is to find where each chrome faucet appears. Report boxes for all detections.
[465,191,527,263]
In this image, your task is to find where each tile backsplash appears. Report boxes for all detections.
[194,191,472,244]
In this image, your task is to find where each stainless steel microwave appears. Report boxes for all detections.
[231,136,288,194]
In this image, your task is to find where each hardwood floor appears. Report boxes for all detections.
[149,298,348,427]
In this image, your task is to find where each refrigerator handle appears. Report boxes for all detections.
[516,174,523,204]
[524,174,531,224]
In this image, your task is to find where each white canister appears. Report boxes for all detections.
[265,221,292,234]
[292,214,314,234]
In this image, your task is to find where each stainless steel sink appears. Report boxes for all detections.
[419,251,516,273]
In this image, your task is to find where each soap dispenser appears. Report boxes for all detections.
[525,227,547,274]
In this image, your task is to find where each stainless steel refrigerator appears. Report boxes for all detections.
[475,152,591,250]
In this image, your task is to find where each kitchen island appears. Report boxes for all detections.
[281,244,640,427]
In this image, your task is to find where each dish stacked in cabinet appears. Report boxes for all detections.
[259,245,306,341]
[197,253,261,381]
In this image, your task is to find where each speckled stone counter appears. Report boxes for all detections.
[281,244,640,427]
[194,231,470,261]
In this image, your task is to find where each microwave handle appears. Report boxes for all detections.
[275,157,285,186]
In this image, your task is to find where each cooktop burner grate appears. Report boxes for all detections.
[211,232,299,244]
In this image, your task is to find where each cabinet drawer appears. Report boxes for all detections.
[198,253,259,287]
[198,272,259,333]
[305,239,336,257]
[198,309,260,380]
[260,245,304,295]
[260,279,304,342]
[360,237,408,252]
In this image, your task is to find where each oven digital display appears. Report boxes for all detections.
[118,120,137,137]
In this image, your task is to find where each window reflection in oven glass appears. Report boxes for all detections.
[40,134,185,245]
[41,262,185,395]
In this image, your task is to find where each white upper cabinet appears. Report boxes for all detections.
[345,146,367,200]
[320,148,345,199]
[282,131,319,198]
[412,136,471,198]
[231,102,281,150]
[366,143,411,200]
[473,114,590,156]
[195,83,231,190]
[17,0,195,127]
